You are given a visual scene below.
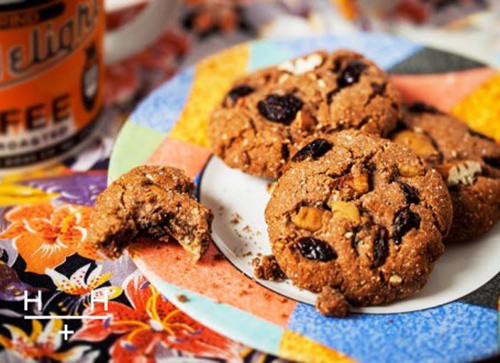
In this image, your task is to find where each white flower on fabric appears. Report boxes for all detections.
[46,263,122,299]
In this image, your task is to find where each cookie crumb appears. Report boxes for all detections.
[177,294,189,303]
[315,286,349,317]
[389,274,403,285]
[230,213,242,225]
[254,255,286,281]
[213,253,225,261]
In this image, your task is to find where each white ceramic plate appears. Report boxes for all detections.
[201,156,500,314]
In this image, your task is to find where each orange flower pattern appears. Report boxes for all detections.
[0,202,101,274]
[0,319,91,361]
[73,273,242,362]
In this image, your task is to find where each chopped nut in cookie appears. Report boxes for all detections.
[392,130,440,162]
[292,206,330,231]
[397,163,424,177]
[351,173,370,195]
[389,275,403,285]
[446,160,482,187]
[278,52,324,75]
[329,201,361,226]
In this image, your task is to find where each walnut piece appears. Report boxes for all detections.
[389,275,403,285]
[292,206,330,231]
[393,130,439,161]
[294,110,317,132]
[351,173,370,195]
[329,201,361,225]
[397,163,424,177]
[278,53,324,75]
[447,160,482,187]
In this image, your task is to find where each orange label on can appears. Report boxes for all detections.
[0,0,104,169]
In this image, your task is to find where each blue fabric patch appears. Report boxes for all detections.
[131,67,195,133]
[288,302,497,362]
[249,33,422,72]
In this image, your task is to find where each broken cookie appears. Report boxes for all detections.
[89,165,213,260]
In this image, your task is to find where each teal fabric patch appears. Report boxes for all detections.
[108,120,164,182]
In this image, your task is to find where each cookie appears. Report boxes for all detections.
[265,131,452,312]
[391,103,500,243]
[209,50,402,178]
[89,165,213,260]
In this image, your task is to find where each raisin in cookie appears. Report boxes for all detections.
[89,165,213,260]
[209,50,402,178]
[391,103,500,243]
[265,131,452,314]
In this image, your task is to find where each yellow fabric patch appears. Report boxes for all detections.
[169,43,250,147]
[279,330,354,363]
[0,184,58,207]
[452,73,500,141]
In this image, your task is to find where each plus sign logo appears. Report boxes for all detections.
[59,325,74,341]
[23,290,109,340]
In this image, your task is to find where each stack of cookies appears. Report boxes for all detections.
[209,50,500,317]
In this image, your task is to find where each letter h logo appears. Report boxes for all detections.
[24,290,42,312]
[90,290,108,312]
